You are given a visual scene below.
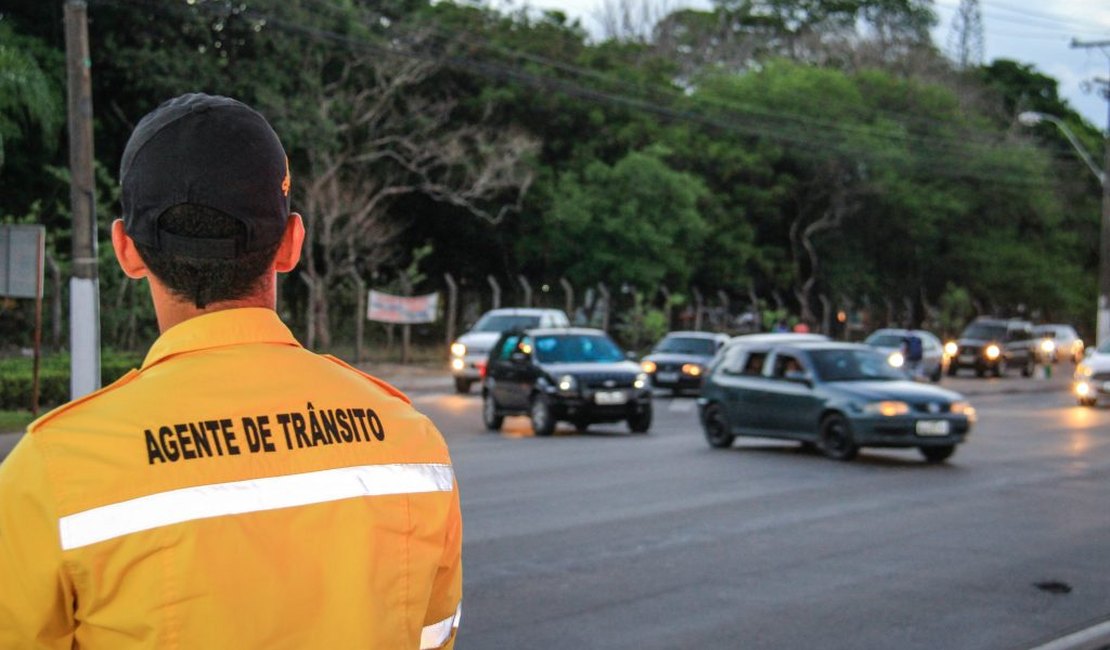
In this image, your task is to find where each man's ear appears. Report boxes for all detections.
[274,213,304,273]
[111,219,149,279]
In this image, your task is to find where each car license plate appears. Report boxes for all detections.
[958,355,974,364]
[595,390,628,405]
[916,420,950,436]
[656,372,679,383]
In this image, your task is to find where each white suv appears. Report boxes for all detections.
[449,308,570,393]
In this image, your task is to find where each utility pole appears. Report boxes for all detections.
[65,0,101,397]
[1071,39,1110,346]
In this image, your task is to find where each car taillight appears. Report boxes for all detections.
[478,362,487,378]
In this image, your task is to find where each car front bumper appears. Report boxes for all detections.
[848,415,971,447]
[550,390,652,423]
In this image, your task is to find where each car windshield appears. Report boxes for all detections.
[961,323,1007,340]
[534,334,625,363]
[864,334,904,347]
[473,314,541,332]
[809,349,907,382]
[654,337,716,355]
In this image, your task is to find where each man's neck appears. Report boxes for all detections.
[148,276,276,333]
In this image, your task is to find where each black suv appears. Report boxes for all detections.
[947,318,1036,377]
[482,328,653,436]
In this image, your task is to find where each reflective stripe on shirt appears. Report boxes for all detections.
[59,463,455,550]
[420,602,462,649]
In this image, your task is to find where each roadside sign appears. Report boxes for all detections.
[0,224,45,299]
[0,224,47,415]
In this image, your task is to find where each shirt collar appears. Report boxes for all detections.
[142,308,301,370]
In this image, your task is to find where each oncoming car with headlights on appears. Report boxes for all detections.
[482,328,653,436]
[448,307,570,393]
[863,328,947,382]
[698,341,975,463]
[946,318,1036,378]
[1074,339,1110,407]
[639,331,730,394]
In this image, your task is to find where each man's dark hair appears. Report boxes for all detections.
[134,204,280,308]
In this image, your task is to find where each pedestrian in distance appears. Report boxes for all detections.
[902,331,925,379]
[0,93,462,649]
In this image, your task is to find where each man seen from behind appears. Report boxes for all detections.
[0,93,462,649]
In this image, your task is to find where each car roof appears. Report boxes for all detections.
[514,327,609,337]
[1034,324,1076,332]
[726,333,829,345]
[867,328,939,339]
[483,307,566,316]
[661,331,727,339]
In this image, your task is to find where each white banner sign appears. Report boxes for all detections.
[367,290,439,324]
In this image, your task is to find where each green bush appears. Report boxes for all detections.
[0,352,141,411]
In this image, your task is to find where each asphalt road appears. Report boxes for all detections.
[412,377,1110,650]
[3,372,1107,649]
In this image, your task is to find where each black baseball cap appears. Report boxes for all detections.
[120,93,291,259]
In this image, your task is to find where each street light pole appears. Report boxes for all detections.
[1069,38,1110,348]
[1018,110,1109,346]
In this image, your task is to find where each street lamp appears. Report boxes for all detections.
[1018,110,1110,347]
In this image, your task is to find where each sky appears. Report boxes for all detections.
[513,0,1110,130]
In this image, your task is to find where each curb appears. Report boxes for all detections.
[1029,619,1110,650]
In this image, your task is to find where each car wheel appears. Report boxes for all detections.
[702,403,734,449]
[947,364,958,377]
[454,377,472,394]
[930,365,943,383]
[530,393,555,437]
[818,413,858,461]
[482,392,503,431]
[628,404,652,434]
[1079,398,1097,408]
[919,445,956,463]
[573,418,590,433]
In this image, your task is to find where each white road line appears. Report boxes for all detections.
[1028,619,1110,650]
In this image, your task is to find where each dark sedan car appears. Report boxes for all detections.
[640,331,730,394]
[698,341,975,462]
[482,328,652,436]
[946,318,1036,378]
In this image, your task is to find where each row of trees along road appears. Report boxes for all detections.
[0,0,1105,355]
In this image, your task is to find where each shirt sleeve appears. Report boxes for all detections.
[419,476,463,650]
[0,435,76,649]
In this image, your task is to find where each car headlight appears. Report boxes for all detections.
[888,352,905,368]
[1040,339,1056,354]
[641,360,657,374]
[984,344,1001,360]
[861,401,910,416]
[1076,381,1091,397]
[944,341,958,357]
[1077,364,1093,378]
[450,342,466,357]
[557,374,578,392]
[634,373,648,389]
[450,358,465,371]
[681,363,703,377]
[950,401,977,422]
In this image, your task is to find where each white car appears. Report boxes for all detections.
[1074,340,1110,407]
[1033,324,1084,364]
[449,308,570,393]
[864,328,947,383]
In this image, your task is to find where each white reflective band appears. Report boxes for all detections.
[58,463,454,551]
[420,602,462,649]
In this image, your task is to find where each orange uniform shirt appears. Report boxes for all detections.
[0,308,462,649]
